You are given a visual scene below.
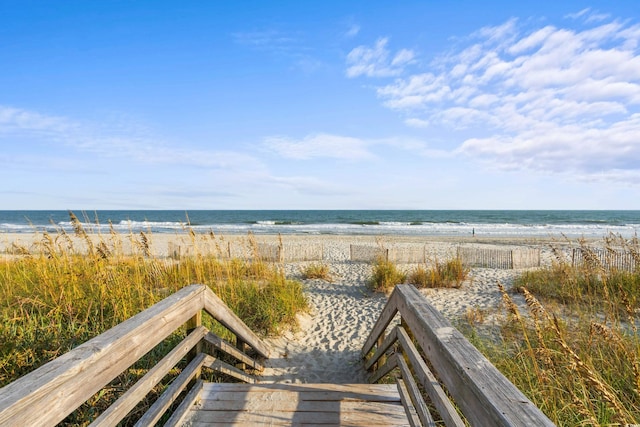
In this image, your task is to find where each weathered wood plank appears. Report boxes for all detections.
[0,284,206,427]
[134,353,209,427]
[206,357,256,384]
[89,325,208,427]
[365,325,397,370]
[203,331,264,371]
[361,289,400,358]
[203,289,271,358]
[395,326,465,427]
[396,355,436,427]
[368,353,399,384]
[164,379,204,427]
[393,285,555,426]
[197,399,405,413]
[200,383,401,402]
[190,410,409,425]
[187,383,409,427]
[396,379,421,427]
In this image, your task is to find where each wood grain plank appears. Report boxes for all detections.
[203,289,271,358]
[203,331,264,371]
[0,284,206,427]
[134,353,209,427]
[396,379,421,427]
[395,325,465,427]
[89,325,208,427]
[393,285,555,426]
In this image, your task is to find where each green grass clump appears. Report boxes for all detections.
[368,257,406,292]
[461,236,640,425]
[407,258,469,289]
[300,262,332,281]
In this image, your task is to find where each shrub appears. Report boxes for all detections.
[408,257,469,289]
[301,262,332,281]
[368,257,406,292]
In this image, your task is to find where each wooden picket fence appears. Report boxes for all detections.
[457,246,541,269]
[572,248,638,272]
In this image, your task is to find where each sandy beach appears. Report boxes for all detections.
[0,232,565,384]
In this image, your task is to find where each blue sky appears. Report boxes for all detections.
[1,1,639,209]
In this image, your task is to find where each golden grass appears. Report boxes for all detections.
[0,212,308,425]
[300,262,332,281]
[407,257,470,289]
[461,236,640,425]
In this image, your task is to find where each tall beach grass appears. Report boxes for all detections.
[0,212,307,424]
[461,236,640,425]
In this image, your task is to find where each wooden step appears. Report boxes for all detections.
[180,383,410,426]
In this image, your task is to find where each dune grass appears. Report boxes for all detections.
[300,262,332,281]
[369,255,469,292]
[367,257,407,292]
[461,236,640,425]
[0,212,307,424]
[407,257,470,289]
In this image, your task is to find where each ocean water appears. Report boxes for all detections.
[0,210,639,238]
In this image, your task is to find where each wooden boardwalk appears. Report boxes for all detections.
[0,284,555,426]
[176,383,410,426]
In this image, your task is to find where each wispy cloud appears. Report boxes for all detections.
[346,38,415,78]
[264,132,450,160]
[0,104,266,172]
[264,133,375,160]
[351,14,640,183]
[232,30,301,53]
[565,8,610,23]
[345,24,360,38]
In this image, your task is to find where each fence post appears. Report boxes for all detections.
[186,311,203,379]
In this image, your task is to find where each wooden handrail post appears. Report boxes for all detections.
[186,311,203,379]
[375,335,386,372]
[235,337,247,371]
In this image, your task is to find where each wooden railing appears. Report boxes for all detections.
[0,284,270,426]
[362,284,555,427]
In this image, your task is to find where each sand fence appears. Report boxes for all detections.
[571,247,638,272]
[457,245,541,269]
[168,241,324,262]
[350,244,540,269]
[167,240,541,269]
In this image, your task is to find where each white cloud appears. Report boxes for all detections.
[0,104,266,172]
[346,38,415,78]
[355,15,640,184]
[565,8,610,23]
[0,106,76,135]
[345,24,360,38]
[264,133,375,160]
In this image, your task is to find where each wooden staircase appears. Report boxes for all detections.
[177,383,408,426]
[0,284,555,426]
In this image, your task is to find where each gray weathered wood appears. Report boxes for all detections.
[361,290,399,358]
[203,331,264,371]
[368,352,399,384]
[200,383,402,401]
[0,284,271,426]
[206,357,256,384]
[0,284,206,427]
[365,326,397,370]
[396,355,436,427]
[396,379,425,427]
[191,383,408,427]
[203,289,271,358]
[395,326,465,427]
[164,379,204,427]
[389,285,555,426]
[135,352,209,427]
[89,325,208,427]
